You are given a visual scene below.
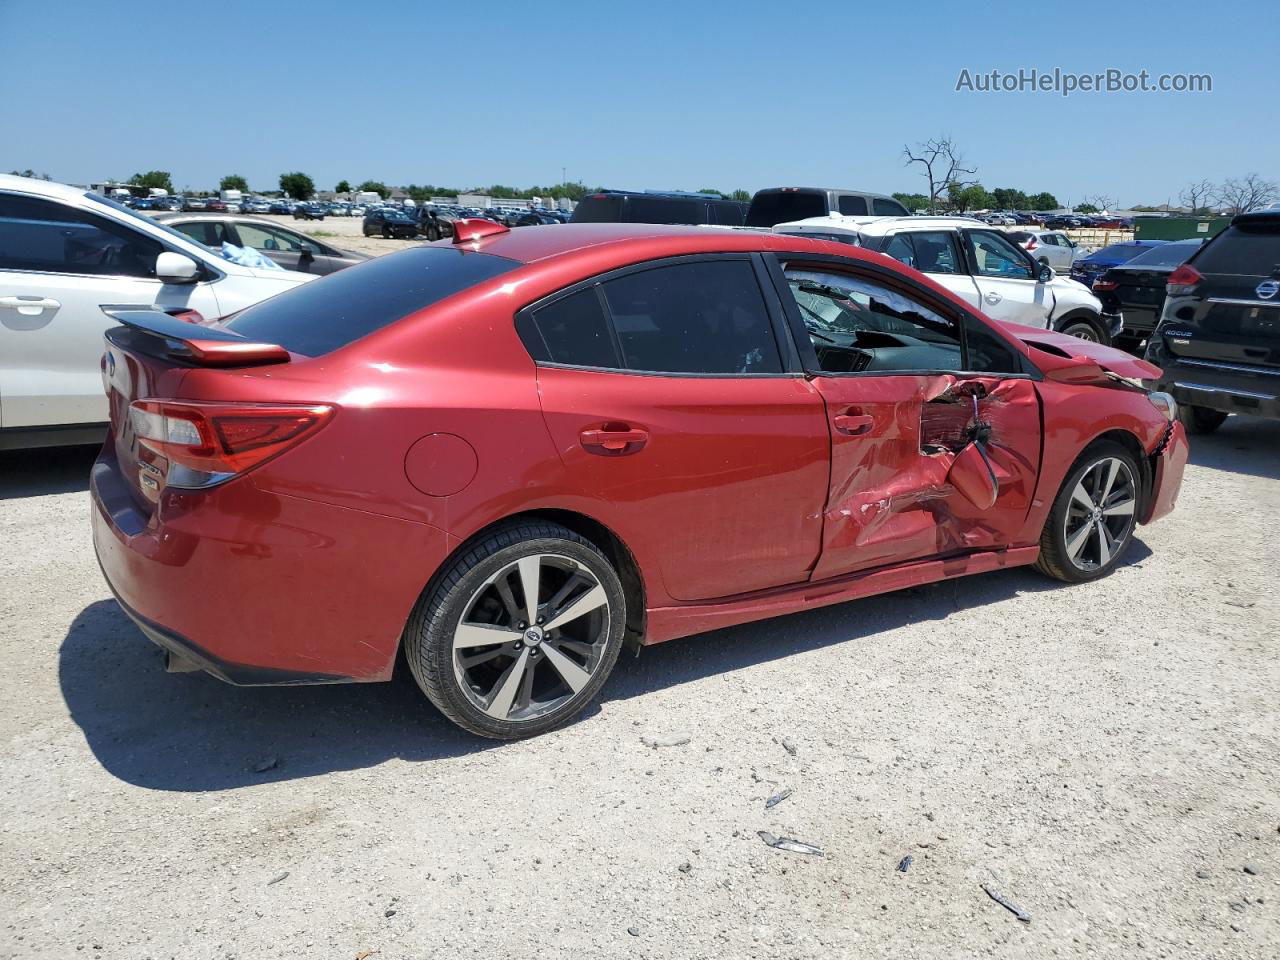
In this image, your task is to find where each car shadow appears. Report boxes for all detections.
[0,444,99,499]
[1186,414,1280,481]
[60,546,1148,793]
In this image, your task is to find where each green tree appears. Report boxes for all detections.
[892,192,931,212]
[697,187,724,196]
[279,171,315,200]
[948,182,993,213]
[219,174,249,192]
[1027,192,1059,210]
[730,189,751,202]
[989,187,1028,210]
[335,179,351,194]
[1076,202,1099,214]
[357,180,389,199]
[130,170,174,193]
[9,168,52,180]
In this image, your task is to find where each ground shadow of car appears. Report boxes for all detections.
[1185,415,1280,482]
[60,552,1144,793]
[0,444,99,499]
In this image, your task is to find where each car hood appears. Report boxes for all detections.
[999,321,1162,380]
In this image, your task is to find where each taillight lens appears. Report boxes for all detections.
[1092,279,1118,291]
[129,400,333,489]
[1025,238,1038,251]
[1166,264,1203,296]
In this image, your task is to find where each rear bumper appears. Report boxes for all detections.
[1144,348,1280,419]
[91,443,451,685]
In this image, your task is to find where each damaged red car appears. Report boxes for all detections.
[92,221,1189,738]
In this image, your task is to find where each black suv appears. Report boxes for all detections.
[570,190,747,226]
[1145,210,1280,433]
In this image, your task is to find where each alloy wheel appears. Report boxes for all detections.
[1062,322,1099,342]
[1063,456,1137,571]
[451,553,612,723]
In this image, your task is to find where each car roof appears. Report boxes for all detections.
[455,221,883,266]
[0,173,97,202]
[772,214,987,237]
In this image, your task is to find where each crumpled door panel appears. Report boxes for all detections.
[810,375,1042,582]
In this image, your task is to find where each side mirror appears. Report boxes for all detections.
[1038,263,1054,283]
[156,251,199,284]
[299,243,317,258]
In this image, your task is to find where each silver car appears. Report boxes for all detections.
[1008,229,1076,274]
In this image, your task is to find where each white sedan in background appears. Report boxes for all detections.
[0,174,317,449]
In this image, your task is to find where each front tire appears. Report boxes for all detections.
[404,521,627,739]
[1057,312,1105,343]
[1035,440,1141,583]
[1178,405,1228,434]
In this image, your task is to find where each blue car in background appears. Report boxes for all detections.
[1070,240,1167,288]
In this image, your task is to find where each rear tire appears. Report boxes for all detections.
[1035,440,1141,584]
[404,521,627,739]
[1178,405,1228,434]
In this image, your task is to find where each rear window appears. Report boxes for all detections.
[224,247,518,357]
[838,195,869,216]
[745,191,827,227]
[1123,241,1202,268]
[1193,223,1280,276]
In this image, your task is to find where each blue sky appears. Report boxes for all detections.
[1,0,1272,206]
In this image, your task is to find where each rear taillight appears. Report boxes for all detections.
[1025,238,1038,251]
[1166,264,1203,296]
[1092,279,1118,291]
[129,400,333,489]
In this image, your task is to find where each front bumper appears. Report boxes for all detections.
[91,443,450,685]
[1142,420,1189,524]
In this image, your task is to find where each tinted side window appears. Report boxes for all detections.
[838,195,869,216]
[882,234,916,268]
[569,195,623,223]
[525,288,619,368]
[709,200,746,226]
[624,196,703,225]
[872,198,909,216]
[0,193,163,278]
[174,220,233,247]
[908,232,960,274]
[601,260,782,374]
[744,191,826,228]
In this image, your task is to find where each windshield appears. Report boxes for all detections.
[1123,241,1203,268]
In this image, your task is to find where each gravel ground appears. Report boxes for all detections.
[1,417,1277,960]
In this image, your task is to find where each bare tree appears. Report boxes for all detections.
[1216,173,1278,215]
[1179,179,1216,215]
[903,137,976,212]
[1080,194,1118,213]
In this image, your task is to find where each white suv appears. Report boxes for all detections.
[0,175,318,449]
[773,215,1118,344]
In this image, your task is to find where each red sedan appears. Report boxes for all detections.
[92,220,1189,738]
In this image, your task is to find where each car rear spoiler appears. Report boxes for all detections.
[101,306,290,367]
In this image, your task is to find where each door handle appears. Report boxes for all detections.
[580,426,648,454]
[0,296,61,314]
[984,291,1002,305]
[833,414,875,436]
